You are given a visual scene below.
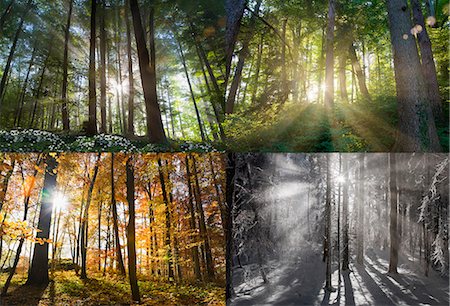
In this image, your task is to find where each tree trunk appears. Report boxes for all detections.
[251,33,264,104]
[176,39,206,141]
[225,0,246,83]
[126,156,140,302]
[411,0,443,122]
[15,44,36,127]
[388,153,398,273]
[324,154,333,291]
[111,153,126,275]
[357,154,365,265]
[0,0,15,32]
[348,44,371,101]
[99,0,107,133]
[226,0,262,114]
[324,0,335,109]
[30,50,50,128]
[386,0,441,151]
[61,0,73,131]
[129,0,166,143]
[185,155,202,281]
[2,157,40,295]
[125,0,134,136]
[191,155,215,281]
[225,153,235,301]
[157,157,175,281]
[80,153,101,279]
[87,0,98,135]
[26,154,58,286]
[341,155,350,268]
[0,0,32,108]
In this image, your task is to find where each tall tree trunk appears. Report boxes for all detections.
[225,153,235,301]
[411,0,443,122]
[26,154,58,286]
[111,153,126,275]
[386,0,441,151]
[129,0,166,143]
[126,156,140,302]
[342,154,349,271]
[157,157,174,281]
[357,154,365,265]
[87,0,98,135]
[348,44,371,101]
[176,39,206,141]
[0,0,15,32]
[280,18,288,102]
[15,44,36,127]
[0,0,32,108]
[225,0,246,83]
[185,155,202,281]
[324,0,335,109]
[1,157,40,295]
[388,153,398,273]
[191,155,215,281]
[324,154,333,291]
[61,0,73,131]
[30,49,51,128]
[99,0,107,133]
[125,0,134,136]
[80,153,101,279]
[226,0,262,114]
[251,33,264,104]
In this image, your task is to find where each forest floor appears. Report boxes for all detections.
[226,100,449,152]
[0,270,225,305]
[231,242,449,305]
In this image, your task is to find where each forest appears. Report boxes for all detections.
[0,0,225,146]
[1,1,448,152]
[229,153,449,305]
[0,153,226,305]
[225,0,449,152]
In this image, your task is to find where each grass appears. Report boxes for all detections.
[0,270,225,305]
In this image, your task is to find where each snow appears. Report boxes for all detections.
[231,244,449,305]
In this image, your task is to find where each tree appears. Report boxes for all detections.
[61,0,73,131]
[129,0,166,143]
[324,0,336,109]
[341,154,350,271]
[111,153,126,275]
[80,153,101,279]
[411,0,443,122]
[87,0,98,135]
[388,153,398,274]
[157,157,174,281]
[386,0,441,151]
[0,0,33,108]
[99,0,107,133]
[185,155,202,281]
[26,154,58,286]
[356,153,365,265]
[324,154,333,291]
[126,156,140,302]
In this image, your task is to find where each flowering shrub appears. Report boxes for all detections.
[179,141,220,152]
[0,130,223,152]
[0,129,68,152]
[68,134,138,152]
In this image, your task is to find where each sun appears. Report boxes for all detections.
[53,191,68,210]
[336,175,346,184]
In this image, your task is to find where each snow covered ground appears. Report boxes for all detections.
[231,243,449,305]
